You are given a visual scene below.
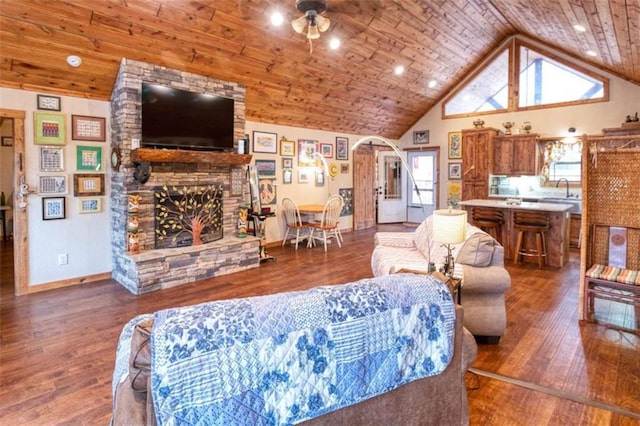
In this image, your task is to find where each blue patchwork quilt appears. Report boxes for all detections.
[115,273,456,425]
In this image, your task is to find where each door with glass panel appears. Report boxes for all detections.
[407,150,438,223]
[376,151,406,223]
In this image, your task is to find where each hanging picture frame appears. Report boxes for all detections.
[280,138,295,157]
[252,131,278,154]
[255,159,276,176]
[74,173,105,196]
[298,139,317,167]
[34,112,66,145]
[320,143,333,158]
[413,130,429,145]
[71,115,106,142]
[42,197,65,220]
[37,94,61,111]
[40,146,65,172]
[448,163,462,179]
[38,175,68,195]
[76,145,103,171]
[78,197,102,214]
[336,137,349,160]
[283,168,293,184]
[448,131,462,159]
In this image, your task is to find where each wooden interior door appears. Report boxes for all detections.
[353,146,375,230]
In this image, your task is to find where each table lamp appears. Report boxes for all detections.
[433,208,467,276]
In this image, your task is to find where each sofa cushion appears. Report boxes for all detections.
[456,233,496,267]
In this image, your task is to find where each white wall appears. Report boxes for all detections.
[0,87,112,286]
[397,45,640,209]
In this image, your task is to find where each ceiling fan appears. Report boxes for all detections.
[291,0,331,53]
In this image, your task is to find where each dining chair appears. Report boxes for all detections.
[281,198,310,249]
[308,195,344,251]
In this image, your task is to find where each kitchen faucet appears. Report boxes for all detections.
[555,178,570,198]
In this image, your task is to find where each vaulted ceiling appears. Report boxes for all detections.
[1,0,638,139]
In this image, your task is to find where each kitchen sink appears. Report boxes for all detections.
[540,197,582,214]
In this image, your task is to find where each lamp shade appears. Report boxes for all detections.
[433,209,467,244]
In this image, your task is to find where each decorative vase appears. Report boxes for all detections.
[522,121,532,134]
[473,119,485,128]
[502,122,515,135]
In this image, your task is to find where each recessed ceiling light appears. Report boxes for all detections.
[329,38,341,50]
[394,65,404,76]
[428,80,437,88]
[66,55,82,67]
[586,50,597,57]
[573,24,586,32]
[270,11,284,26]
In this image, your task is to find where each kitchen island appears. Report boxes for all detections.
[458,199,574,268]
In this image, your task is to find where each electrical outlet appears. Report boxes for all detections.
[58,253,68,265]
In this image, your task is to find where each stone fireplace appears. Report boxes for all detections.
[110,59,260,294]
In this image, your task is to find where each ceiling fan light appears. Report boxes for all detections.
[292,15,307,34]
[316,14,330,32]
[307,24,321,40]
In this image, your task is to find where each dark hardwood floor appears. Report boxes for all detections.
[0,225,638,425]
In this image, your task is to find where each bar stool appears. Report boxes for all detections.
[513,210,550,269]
[471,207,504,243]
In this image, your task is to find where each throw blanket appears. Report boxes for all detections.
[146,274,455,425]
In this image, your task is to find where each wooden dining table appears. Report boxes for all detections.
[297,204,324,214]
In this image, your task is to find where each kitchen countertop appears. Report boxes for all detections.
[458,199,575,212]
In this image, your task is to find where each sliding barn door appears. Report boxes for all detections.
[353,146,375,230]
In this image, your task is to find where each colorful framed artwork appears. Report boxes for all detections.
[413,130,429,145]
[71,115,106,142]
[280,138,295,157]
[320,143,333,158]
[73,173,105,196]
[255,159,276,176]
[448,131,462,159]
[447,181,461,207]
[298,170,310,184]
[282,157,293,169]
[78,197,102,214]
[283,168,293,184]
[298,139,318,167]
[1,137,13,146]
[340,163,350,174]
[38,175,67,195]
[252,131,278,154]
[40,146,64,172]
[37,94,61,111]
[76,145,102,171]
[42,196,65,220]
[448,163,462,179]
[339,188,353,216]
[34,112,66,145]
[336,137,349,160]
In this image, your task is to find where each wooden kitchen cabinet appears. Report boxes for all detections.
[570,213,581,248]
[461,128,497,200]
[493,134,538,176]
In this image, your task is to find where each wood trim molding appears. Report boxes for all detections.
[24,272,113,294]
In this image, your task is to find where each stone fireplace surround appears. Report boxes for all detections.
[110,59,260,294]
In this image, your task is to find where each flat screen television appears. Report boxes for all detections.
[141,83,235,152]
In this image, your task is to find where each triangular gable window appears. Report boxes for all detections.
[443,38,608,118]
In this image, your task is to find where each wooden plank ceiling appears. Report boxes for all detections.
[0,0,638,139]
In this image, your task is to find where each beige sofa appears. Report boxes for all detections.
[112,274,478,425]
[372,216,511,342]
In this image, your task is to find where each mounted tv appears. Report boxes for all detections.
[141,83,235,152]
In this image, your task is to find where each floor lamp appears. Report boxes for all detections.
[433,208,467,276]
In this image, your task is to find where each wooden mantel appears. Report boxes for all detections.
[131,148,252,166]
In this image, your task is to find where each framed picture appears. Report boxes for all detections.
[38,175,67,195]
[259,178,276,206]
[280,138,295,157]
[34,112,66,145]
[448,163,462,179]
[339,188,353,216]
[298,139,318,167]
[340,163,350,174]
[413,130,429,144]
[320,143,333,158]
[315,171,325,187]
[283,168,293,184]
[230,167,244,196]
[40,146,64,172]
[448,131,462,159]
[1,137,13,147]
[71,115,106,142]
[447,181,461,207]
[78,197,102,214]
[252,131,278,154]
[282,157,293,169]
[42,197,65,220]
[255,159,276,176]
[74,173,105,196]
[37,94,61,111]
[76,145,102,171]
[336,137,349,160]
[298,170,310,184]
